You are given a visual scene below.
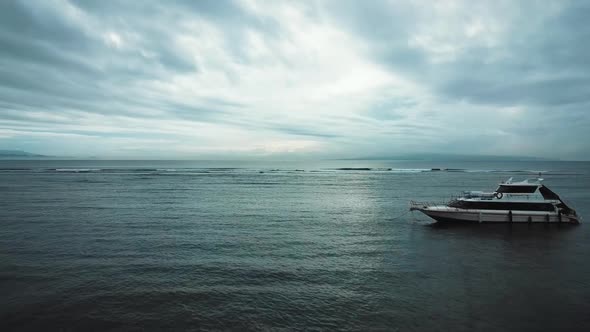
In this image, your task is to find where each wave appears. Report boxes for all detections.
[393,168,431,173]
[54,168,102,173]
[331,167,425,172]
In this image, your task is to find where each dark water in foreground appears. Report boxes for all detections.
[1,160,590,331]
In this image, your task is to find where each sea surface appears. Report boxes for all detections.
[1,160,589,331]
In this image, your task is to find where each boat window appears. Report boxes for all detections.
[496,185,538,193]
[449,200,555,211]
[538,185,560,200]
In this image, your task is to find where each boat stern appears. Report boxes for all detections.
[564,210,581,224]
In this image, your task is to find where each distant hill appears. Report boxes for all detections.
[0,150,45,158]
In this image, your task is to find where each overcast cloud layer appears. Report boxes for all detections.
[1,0,589,159]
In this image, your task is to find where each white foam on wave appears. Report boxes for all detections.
[54,168,102,172]
[390,168,431,173]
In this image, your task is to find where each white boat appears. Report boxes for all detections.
[410,178,580,224]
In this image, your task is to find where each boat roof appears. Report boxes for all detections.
[494,178,562,201]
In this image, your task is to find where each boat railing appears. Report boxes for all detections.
[409,200,451,210]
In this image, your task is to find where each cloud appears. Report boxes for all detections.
[0,0,589,159]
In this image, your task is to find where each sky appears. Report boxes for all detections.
[1,0,589,160]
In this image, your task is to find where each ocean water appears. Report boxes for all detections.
[1,160,589,331]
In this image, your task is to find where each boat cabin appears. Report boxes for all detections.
[494,178,562,201]
[495,177,541,194]
[449,177,575,214]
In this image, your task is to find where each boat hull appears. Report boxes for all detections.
[412,206,579,224]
